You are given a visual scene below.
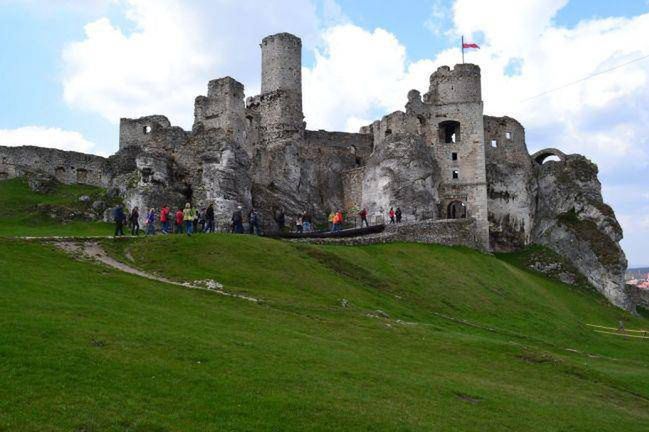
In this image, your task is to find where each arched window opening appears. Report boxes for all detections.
[447,201,467,219]
[438,120,460,144]
[143,125,152,134]
[491,139,498,148]
[385,128,392,137]
[539,155,561,164]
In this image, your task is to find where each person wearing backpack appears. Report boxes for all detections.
[113,204,126,237]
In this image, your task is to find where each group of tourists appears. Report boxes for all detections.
[388,207,403,224]
[112,203,259,237]
[113,203,405,237]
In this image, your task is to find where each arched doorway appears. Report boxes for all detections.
[447,201,466,219]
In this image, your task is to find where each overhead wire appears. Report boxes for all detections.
[519,52,649,102]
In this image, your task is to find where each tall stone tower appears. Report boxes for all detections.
[426,64,490,249]
[259,33,304,142]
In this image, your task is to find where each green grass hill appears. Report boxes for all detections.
[1,178,648,431]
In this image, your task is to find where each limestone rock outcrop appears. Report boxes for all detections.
[361,133,439,224]
[532,154,631,310]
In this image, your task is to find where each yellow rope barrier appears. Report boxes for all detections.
[586,324,649,333]
[593,330,649,339]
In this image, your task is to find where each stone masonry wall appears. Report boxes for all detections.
[194,77,246,146]
[341,166,365,212]
[0,145,110,187]
[300,218,484,250]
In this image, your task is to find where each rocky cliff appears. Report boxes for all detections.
[531,154,632,311]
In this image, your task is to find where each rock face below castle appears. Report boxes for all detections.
[0,32,632,312]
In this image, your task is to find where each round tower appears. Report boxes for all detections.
[259,32,304,135]
[427,64,481,105]
[261,32,302,96]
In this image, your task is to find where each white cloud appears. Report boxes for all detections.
[302,24,435,131]
[0,126,98,154]
[62,0,319,129]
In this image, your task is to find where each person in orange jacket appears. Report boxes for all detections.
[333,210,344,232]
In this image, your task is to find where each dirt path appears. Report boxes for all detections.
[54,241,259,303]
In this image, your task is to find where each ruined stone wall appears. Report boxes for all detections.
[341,167,365,212]
[304,130,373,163]
[484,116,536,251]
[194,77,246,146]
[119,115,185,151]
[0,145,110,187]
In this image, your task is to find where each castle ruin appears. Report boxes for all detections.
[0,33,633,311]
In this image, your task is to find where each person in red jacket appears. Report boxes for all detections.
[388,207,395,224]
[358,208,369,228]
[174,207,184,234]
[160,204,170,234]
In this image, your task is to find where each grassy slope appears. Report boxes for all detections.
[0,178,112,237]
[1,234,649,431]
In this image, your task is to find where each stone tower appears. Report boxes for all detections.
[259,33,304,141]
[261,33,302,103]
[426,64,490,248]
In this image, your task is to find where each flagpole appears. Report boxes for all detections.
[461,35,465,64]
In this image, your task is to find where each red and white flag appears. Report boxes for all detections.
[462,42,479,49]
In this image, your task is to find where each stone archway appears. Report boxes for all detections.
[531,148,566,165]
[447,200,466,219]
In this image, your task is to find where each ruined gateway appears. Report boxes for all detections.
[0,33,633,311]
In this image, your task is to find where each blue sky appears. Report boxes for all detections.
[0,0,648,266]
